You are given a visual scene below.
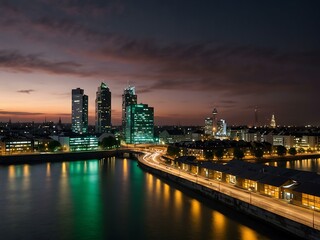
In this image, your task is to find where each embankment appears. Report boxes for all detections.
[0,150,120,165]
[138,159,320,240]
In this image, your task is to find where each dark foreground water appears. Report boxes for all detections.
[0,158,298,240]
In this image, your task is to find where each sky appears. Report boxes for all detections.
[0,0,319,126]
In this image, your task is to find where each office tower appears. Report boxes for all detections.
[125,104,154,144]
[212,108,218,136]
[270,114,276,128]
[204,117,213,135]
[122,86,137,134]
[71,88,88,134]
[95,82,111,133]
[216,119,227,136]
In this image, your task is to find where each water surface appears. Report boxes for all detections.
[0,158,297,240]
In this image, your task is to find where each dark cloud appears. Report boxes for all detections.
[99,40,319,95]
[0,50,92,76]
[17,89,35,94]
[0,110,44,116]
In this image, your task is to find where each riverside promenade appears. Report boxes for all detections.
[138,151,320,240]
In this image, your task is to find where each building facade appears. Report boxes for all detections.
[71,88,88,134]
[58,135,98,152]
[204,117,213,136]
[95,82,111,133]
[216,119,227,137]
[122,86,137,136]
[125,104,154,144]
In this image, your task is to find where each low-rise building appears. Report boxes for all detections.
[0,137,34,154]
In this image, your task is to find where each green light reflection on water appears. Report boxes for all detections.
[58,160,104,240]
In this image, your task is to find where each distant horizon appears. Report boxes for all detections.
[1,118,319,128]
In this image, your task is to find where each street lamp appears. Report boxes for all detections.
[312,206,315,228]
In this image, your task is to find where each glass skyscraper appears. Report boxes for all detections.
[122,86,137,134]
[71,88,88,134]
[95,82,111,133]
[125,104,154,144]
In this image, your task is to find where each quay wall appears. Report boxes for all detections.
[138,160,320,240]
[0,149,138,165]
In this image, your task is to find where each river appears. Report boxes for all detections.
[266,158,320,173]
[0,157,299,240]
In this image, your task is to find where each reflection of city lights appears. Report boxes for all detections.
[240,225,257,240]
[46,162,51,177]
[212,211,225,238]
[8,165,15,179]
[23,165,30,177]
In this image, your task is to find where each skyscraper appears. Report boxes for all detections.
[270,114,276,128]
[122,86,137,134]
[212,108,218,136]
[71,88,88,134]
[95,82,111,133]
[204,117,213,136]
[125,104,154,144]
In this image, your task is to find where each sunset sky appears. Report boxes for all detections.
[0,0,319,126]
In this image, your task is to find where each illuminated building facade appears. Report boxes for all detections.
[72,88,88,134]
[204,117,213,136]
[58,135,98,152]
[122,86,137,135]
[0,138,34,154]
[216,119,227,136]
[270,114,276,128]
[125,104,154,144]
[95,82,111,133]
[212,108,218,136]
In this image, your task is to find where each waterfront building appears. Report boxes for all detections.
[122,86,137,137]
[71,88,88,134]
[273,135,295,149]
[95,82,111,133]
[171,158,320,210]
[204,117,213,136]
[0,137,33,154]
[125,104,154,144]
[57,135,98,152]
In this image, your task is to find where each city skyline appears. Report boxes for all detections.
[0,1,319,126]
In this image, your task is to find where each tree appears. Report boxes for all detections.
[288,147,297,156]
[233,148,244,160]
[254,148,264,159]
[166,145,180,157]
[204,149,214,160]
[276,145,287,156]
[298,148,305,154]
[215,148,224,160]
[48,140,61,152]
[100,136,119,149]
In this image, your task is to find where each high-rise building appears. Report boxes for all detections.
[95,82,111,133]
[216,119,227,136]
[122,86,137,134]
[204,117,213,135]
[125,104,154,144]
[270,114,276,128]
[71,88,88,134]
[212,108,218,136]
